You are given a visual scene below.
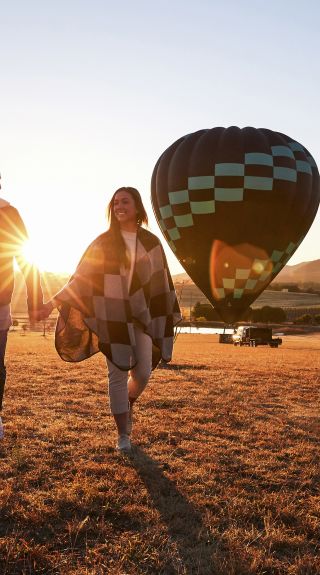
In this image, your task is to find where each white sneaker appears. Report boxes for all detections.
[116,434,131,453]
[0,416,4,440]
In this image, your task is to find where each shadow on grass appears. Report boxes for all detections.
[159,362,210,371]
[130,446,213,574]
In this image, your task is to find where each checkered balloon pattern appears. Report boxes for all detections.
[151,126,320,323]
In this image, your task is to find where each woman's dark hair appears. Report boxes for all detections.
[107,187,148,229]
[107,187,148,266]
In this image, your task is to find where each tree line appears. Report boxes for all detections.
[192,302,320,325]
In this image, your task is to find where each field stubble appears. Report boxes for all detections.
[0,332,319,575]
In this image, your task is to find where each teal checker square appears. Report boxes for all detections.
[167,227,181,241]
[234,288,244,299]
[174,213,193,228]
[214,288,226,299]
[190,200,215,214]
[285,242,296,255]
[244,176,273,191]
[188,175,215,190]
[273,166,297,183]
[222,278,236,289]
[271,145,295,159]
[296,160,312,175]
[235,268,251,280]
[245,152,273,166]
[307,155,317,168]
[169,189,189,205]
[245,279,258,290]
[271,250,284,262]
[215,163,245,177]
[159,204,173,219]
[215,188,244,201]
[288,141,306,154]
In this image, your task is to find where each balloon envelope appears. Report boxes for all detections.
[151,126,320,323]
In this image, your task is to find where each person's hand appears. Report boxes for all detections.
[29,307,43,322]
[30,302,54,322]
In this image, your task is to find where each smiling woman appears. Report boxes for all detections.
[34,186,182,453]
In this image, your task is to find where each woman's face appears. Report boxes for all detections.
[113,191,138,228]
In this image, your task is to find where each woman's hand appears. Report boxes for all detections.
[30,301,54,322]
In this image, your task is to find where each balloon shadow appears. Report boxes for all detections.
[130,446,212,574]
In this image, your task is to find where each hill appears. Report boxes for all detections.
[174,282,320,313]
[173,258,320,286]
[173,259,320,317]
[276,258,320,284]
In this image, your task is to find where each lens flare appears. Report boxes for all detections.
[21,240,37,265]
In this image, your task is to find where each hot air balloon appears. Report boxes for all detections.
[151,126,320,324]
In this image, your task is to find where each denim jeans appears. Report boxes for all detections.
[0,330,8,411]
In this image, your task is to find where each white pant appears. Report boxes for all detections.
[107,326,152,414]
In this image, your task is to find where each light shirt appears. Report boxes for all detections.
[0,304,12,331]
[121,230,137,291]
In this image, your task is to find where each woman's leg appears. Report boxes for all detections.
[128,327,152,400]
[106,359,129,437]
[127,327,152,433]
[0,330,8,439]
[107,328,152,443]
[0,330,8,412]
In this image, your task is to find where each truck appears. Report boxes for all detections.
[232,326,282,348]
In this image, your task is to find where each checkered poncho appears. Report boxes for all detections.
[54,227,182,370]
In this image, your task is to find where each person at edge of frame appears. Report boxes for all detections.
[0,174,44,439]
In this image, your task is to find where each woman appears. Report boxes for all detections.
[40,187,181,452]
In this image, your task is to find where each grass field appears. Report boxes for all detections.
[0,332,319,574]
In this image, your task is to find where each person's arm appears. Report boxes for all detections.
[33,236,104,322]
[11,208,44,313]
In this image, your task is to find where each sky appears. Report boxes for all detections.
[1,0,320,275]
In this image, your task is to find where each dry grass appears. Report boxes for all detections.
[0,332,319,574]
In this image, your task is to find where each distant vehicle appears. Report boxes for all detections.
[232,326,282,348]
[219,333,234,344]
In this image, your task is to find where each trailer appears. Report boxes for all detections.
[232,326,282,348]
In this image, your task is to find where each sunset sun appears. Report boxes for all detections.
[21,239,39,266]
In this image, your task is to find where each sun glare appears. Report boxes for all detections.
[19,237,78,275]
[21,239,39,266]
